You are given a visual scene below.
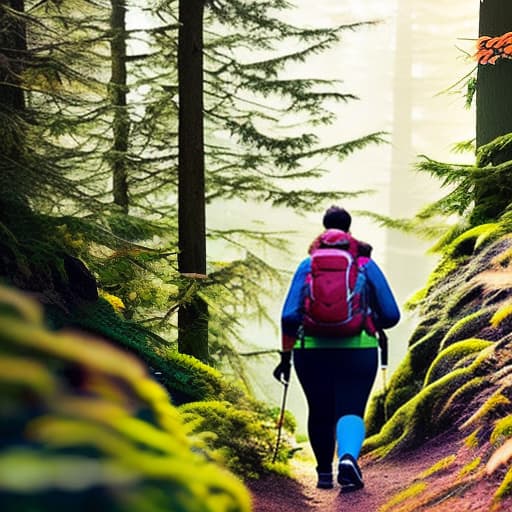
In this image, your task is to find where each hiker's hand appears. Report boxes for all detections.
[273,351,291,384]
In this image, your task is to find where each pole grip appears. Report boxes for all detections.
[377,330,388,368]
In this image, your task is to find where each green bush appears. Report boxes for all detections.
[0,285,250,512]
[180,400,294,479]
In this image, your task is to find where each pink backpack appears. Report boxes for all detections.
[302,230,370,338]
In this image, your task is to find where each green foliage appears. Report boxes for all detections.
[448,224,502,257]
[1,0,391,374]
[410,132,512,256]
[45,295,249,405]
[180,400,292,479]
[0,285,250,512]
[146,0,385,211]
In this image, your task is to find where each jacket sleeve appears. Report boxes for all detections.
[364,259,400,329]
[280,257,310,351]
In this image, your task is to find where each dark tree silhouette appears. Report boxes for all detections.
[177,0,209,361]
[110,0,130,213]
[476,0,512,153]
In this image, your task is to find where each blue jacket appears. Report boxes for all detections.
[281,256,400,350]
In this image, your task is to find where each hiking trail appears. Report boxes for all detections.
[248,436,507,512]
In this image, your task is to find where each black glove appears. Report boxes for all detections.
[273,351,292,384]
[377,330,388,368]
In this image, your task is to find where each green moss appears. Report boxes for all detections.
[464,428,481,448]
[491,416,512,446]
[179,400,283,479]
[424,338,492,386]
[417,256,462,301]
[438,308,495,350]
[492,246,512,268]
[490,302,512,329]
[379,481,428,512]
[409,330,446,376]
[448,224,501,257]
[457,457,481,479]
[462,392,511,430]
[365,390,387,436]
[407,315,443,347]
[365,367,471,458]
[494,464,512,502]
[382,354,422,420]
[404,286,428,311]
[439,376,489,425]
[418,454,457,479]
[47,297,246,406]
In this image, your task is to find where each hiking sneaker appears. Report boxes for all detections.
[337,454,364,492]
[316,472,334,489]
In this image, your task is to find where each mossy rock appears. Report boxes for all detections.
[364,367,472,458]
[441,345,503,429]
[424,338,493,386]
[408,313,445,347]
[438,307,496,351]
[490,302,512,330]
[365,390,387,437]
[365,346,495,458]
[445,282,484,318]
[381,354,422,421]
[490,416,512,446]
[438,376,491,428]
[409,330,446,376]
[448,223,501,258]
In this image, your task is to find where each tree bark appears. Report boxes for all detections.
[473,0,512,223]
[476,0,512,152]
[177,0,209,362]
[110,0,130,213]
[0,0,27,160]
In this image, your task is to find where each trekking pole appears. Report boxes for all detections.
[378,330,388,391]
[271,378,289,464]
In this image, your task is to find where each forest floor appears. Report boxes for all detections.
[247,432,512,512]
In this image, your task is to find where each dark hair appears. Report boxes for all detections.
[322,206,351,231]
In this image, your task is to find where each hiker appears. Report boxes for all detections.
[273,206,400,492]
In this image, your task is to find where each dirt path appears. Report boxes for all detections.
[248,448,428,512]
[247,435,512,512]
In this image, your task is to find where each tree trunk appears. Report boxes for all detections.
[476,0,512,152]
[0,0,27,160]
[177,0,209,362]
[473,0,512,223]
[110,0,130,213]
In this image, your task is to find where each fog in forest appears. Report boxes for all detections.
[207,0,479,430]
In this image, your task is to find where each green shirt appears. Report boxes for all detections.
[293,330,378,349]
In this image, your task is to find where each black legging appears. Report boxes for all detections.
[293,347,378,473]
